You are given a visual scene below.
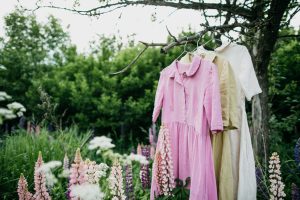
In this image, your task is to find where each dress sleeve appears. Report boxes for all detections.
[152,72,165,123]
[204,64,224,133]
[239,47,262,101]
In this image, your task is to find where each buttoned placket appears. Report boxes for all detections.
[181,72,188,123]
[173,57,201,124]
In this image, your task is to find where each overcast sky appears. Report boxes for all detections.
[0,0,299,52]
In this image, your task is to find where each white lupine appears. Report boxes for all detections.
[269,152,286,199]
[85,160,108,184]
[63,153,70,170]
[108,160,126,200]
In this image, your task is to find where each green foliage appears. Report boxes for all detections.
[25,41,181,150]
[0,127,91,199]
[265,28,300,199]
[269,29,300,144]
[0,9,69,111]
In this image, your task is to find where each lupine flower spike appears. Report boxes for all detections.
[154,124,175,196]
[125,164,135,200]
[64,153,70,170]
[269,152,286,200]
[68,148,87,200]
[149,127,154,145]
[150,146,155,160]
[140,145,151,189]
[69,148,85,186]
[85,159,108,184]
[17,173,33,200]
[137,144,142,155]
[108,160,126,200]
[33,151,51,200]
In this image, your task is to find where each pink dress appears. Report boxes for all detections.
[151,55,223,200]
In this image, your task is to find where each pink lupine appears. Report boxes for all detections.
[137,144,142,155]
[150,146,155,160]
[33,151,51,200]
[154,124,175,196]
[69,148,86,186]
[154,151,163,195]
[17,173,33,200]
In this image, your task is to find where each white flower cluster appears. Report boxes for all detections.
[7,102,26,117]
[127,153,149,165]
[269,152,286,200]
[88,136,116,154]
[37,161,62,188]
[0,91,11,101]
[70,183,104,200]
[0,65,6,70]
[0,108,15,119]
[0,95,26,122]
[108,160,126,200]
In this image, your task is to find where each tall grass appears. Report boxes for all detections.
[0,127,92,199]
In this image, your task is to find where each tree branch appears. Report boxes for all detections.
[110,22,256,74]
[34,0,254,20]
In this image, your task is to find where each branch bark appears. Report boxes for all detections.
[34,0,254,20]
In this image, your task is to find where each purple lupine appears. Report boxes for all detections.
[140,163,150,189]
[140,145,151,189]
[255,167,269,200]
[125,164,135,200]
[141,145,151,160]
[292,183,300,200]
[295,138,300,170]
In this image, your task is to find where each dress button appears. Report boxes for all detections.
[183,72,187,78]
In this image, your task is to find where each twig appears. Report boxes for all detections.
[166,26,178,42]
[278,34,300,38]
[109,44,149,75]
